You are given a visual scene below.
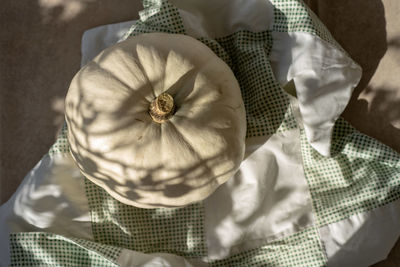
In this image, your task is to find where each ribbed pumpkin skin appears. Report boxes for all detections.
[65,33,246,208]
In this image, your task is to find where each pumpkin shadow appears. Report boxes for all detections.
[67,39,245,209]
[343,85,400,153]
[68,45,237,255]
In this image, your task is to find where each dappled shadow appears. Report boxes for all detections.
[325,196,400,267]
[306,0,400,154]
[305,0,387,90]
[306,2,400,265]
[0,0,143,204]
[343,86,400,153]
[66,35,246,209]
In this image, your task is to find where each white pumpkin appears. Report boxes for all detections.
[65,33,246,208]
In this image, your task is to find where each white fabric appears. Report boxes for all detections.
[0,154,92,267]
[79,0,363,157]
[117,249,198,267]
[80,3,362,158]
[0,0,365,264]
[204,128,314,260]
[319,198,400,267]
[170,0,362,156]
[81,22,315,261]
[81,20,135,66]
[170,0,274,38]
[270,32,362,156]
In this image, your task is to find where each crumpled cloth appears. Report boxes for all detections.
[1,0,400,266]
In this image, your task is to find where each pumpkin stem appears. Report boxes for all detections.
[149,93,175,123]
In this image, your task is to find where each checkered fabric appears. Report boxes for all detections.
[9,232,121,267]
[48,123,69,155]
[271,0,345,52]
[84,178,207,258]
[93,0,400,262]
[301,118,400,226]
[122,0,185,39]
[211,227,326,267]
[11,0,400,266]
[199,33,298,137]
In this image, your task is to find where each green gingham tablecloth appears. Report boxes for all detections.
[1,0,400,266]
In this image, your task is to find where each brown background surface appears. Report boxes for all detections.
[0,0,399,265]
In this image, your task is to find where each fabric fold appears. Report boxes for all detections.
[270,31,362,156]
[1,1,399,267]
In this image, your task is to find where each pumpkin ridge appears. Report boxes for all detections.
[90,61,152,104]
[129,54,157,102]
[136,42,166,99]
[160,121,216,189]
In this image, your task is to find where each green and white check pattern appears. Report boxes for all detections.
[122,0,185,39]
[211,227,326,267]
[84,178,207,258]
[11,0,399,266]
[10,232,121,267]
[271,0,345,52]
[48,123,69,155]
[199,32,298,137]
[301,118,400,226]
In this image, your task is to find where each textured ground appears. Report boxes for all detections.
[1,0,399,265]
